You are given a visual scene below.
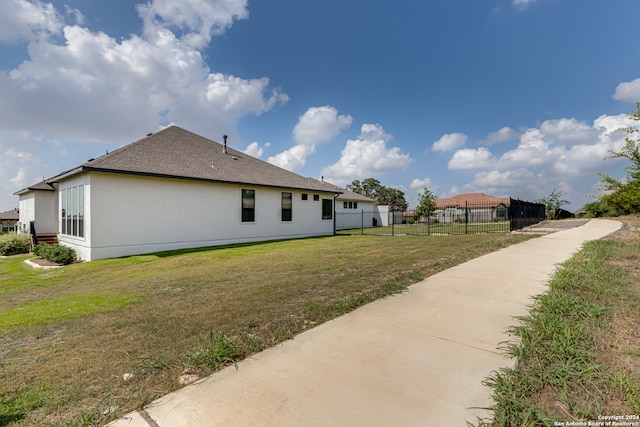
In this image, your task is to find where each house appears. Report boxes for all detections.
[433,193,510,223]
[15,126,345,261]
[0,208,20,233]
[334,188,382,229]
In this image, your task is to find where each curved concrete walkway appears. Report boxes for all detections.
[108,219,622,427]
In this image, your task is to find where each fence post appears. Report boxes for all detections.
[391,210,395,236]
[465,201,469,235]
[361,210,364,235]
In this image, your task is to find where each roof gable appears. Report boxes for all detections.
[37,126,342,194]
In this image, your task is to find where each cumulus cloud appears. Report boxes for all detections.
[447,113,634,207]
[448,147,494,170]
[0,0,64,42]
[0,0,287,145]
[613,77,640,102]
[243,141,270,158]
[292,106,353,145]
[268,144,317,171]
[137,0,249,49]
[485,126,518,145]
[269,106,352,171]
[539,118,600,145]
[432,132,467,152]
[410,177,437,190]
[321,124,412,187]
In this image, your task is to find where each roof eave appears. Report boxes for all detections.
[81,167,342,194]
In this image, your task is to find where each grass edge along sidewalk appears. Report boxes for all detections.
[474,219,640,426]
[0,232,532,427]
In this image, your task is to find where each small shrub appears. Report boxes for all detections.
[0,233,31,256]
[34,243,76,265]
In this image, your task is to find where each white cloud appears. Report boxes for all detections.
[410,177,437,190]
[137,0,249,49]
[448,112,635,208]
[473,169,537,188]
[321,124,412,187]
[243,141,270,158]
[448,147,494,170]
[485,126,518,145]
[0,0,287,144]
[0,0,64,42]
[539,118,599,145]
[432,132,467,152]
[292,106,353,145]
[268,144,316,171]
[613,77,640,102]
[498,128,556,168]
[9,168,27,188]
[267,105,352,171]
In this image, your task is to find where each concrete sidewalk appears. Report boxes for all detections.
[108,219,622,427]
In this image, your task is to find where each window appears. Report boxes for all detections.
[60,185,84,237]
[343,201,348,209]
[242,189,255,222]
[322,199,333,220]
[301,193,308,201]
[282,192,292,221]
[354,202,358,209]
[313,194,320,201]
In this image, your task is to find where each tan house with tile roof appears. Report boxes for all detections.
[434,193,510,223]
[15,126,352,261]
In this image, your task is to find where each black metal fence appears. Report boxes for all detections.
[336,199,545,236]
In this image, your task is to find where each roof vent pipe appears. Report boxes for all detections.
[223,135,228,154]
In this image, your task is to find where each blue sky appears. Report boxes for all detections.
[1,0,640,212]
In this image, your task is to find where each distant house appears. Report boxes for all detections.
[434,193,510,223]
[0,208,20,233]
[15,126,345,261]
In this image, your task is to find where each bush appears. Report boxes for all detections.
[583,201,620,218]
[0,233,31,256]
[33,243,76,265]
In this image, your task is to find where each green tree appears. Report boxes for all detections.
[415,188,437,221]
[597,102,640,214]
[535,189,570,220]
[347,178,408,211]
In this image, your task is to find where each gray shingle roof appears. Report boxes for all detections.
[14,180,55,195]
[46,126,343,194]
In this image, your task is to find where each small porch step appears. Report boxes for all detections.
[36,234,59,245]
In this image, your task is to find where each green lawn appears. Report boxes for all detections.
[0,233,533,426]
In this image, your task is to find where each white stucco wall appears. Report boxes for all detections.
[18,194,35,233]
[18,190,56,234]
[335,200,378,229]
[62,172,336,261]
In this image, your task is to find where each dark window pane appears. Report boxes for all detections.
[322,199,332,220]
[282,192,292,221]
[242,189,255,222]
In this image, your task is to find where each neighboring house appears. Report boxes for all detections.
[433,193,510,223]
[334,188,382,229]
[15,126,344,261]
[0,208,20,233]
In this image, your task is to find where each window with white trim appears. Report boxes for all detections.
[61,185,85,237]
